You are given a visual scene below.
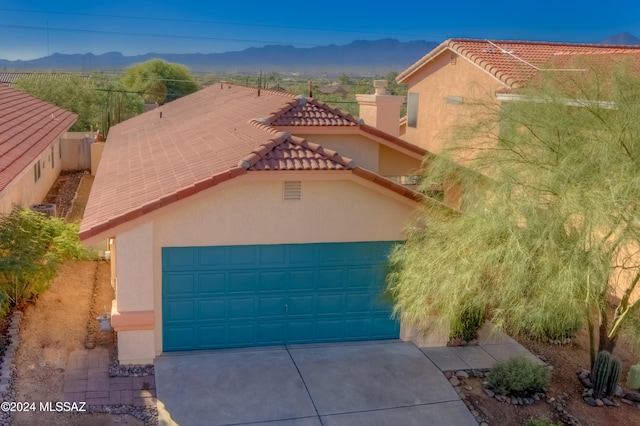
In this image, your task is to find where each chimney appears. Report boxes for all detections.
[356,80,405,136]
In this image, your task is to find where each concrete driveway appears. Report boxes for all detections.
[155,341,477,426]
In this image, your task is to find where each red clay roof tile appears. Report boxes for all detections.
[397,39,640,88]
[80,84,424,241]
[0,84,77,194]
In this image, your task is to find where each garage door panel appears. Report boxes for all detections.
[228,298,255,318]
[317,269,344,289]
[257,322,286,344]
[198,273,225,294]
[289,270,315,291]
[228,272,257,293]
[315,319,344,340]
[287,320,314,342]
[287,295,314,315]
[228,324,255,345]
[373,317,400,338]
[162,247,195,271]
[259,271,287,292]
[288,244,315,265]
[347,268,373,289]
[163,242,400,351]
[345,293,372,313]
[197,246,226,267]
[316,294,343,314]
[197,325,226,347]
[198,300,225,320]
[258,297,287,317]
[259,245,287,264]
[165,300,195,321]
[164,326,196,350]
[229,246,258,266]
[345,318,372,338]
[164,274,195,297]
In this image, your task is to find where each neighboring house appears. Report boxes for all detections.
[80,83,441,364]
[396,39,640,154]
[317,84,349,98]
[0,84,77,214]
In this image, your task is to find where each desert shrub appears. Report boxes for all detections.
[487,356,551,397]
[450,305,485,341]
[0,208,89,307]
[525,417,562,426]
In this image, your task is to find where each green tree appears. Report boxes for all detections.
[0,209,89,307]
[122,58,199,104]
[16,73,143,134]
[387,61,640,366]
[16,74,100,131]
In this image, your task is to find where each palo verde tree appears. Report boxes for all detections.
[121,58,199,104]
[0,208,89,308]
[387,59,640,366]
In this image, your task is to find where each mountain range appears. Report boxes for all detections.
[0,39,439,75]
[2,33,638,75]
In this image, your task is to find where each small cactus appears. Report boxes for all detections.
[591,350,611,398]
[606,357,622,397]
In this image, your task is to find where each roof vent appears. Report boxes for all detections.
[283,181,301,201]
[295,94,307,106]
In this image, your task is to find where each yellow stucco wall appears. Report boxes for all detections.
[378,145,423,177]
[401,50,505,154]
[110,173,418,363]
[297,133,379,172]
[0,138,62,215]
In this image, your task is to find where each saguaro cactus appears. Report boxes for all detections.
[591,350,611,397]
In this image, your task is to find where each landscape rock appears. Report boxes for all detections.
[584,396,597,406]
[483,388,495,398]
[448,377,460,387]
[624,391,640,403]
[595,398,604,407]
[455,370,469,379]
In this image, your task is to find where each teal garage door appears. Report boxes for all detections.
[162,242,399,351]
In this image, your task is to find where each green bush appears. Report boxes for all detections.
[0,208,89,307]
[525,417,562,426]
[487,356,551,397]
[450,306,485,342]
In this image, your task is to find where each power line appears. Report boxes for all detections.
[0,8,429,40]
[0,24,321,46]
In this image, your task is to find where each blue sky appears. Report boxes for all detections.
[1,0,639,60]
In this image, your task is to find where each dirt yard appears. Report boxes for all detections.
[6,172,143,425]
[460,325,640,425]
[10,260,143,426]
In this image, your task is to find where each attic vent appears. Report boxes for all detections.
[450,53,457,65]
[446,96,464,105]
[283,181,301,201]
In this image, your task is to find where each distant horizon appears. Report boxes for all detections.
[1,1,639,61]
[2,33,639,64]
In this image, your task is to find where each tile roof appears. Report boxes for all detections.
[80,84,425,241]
[243,123,354,171]
[397,39,640,88]
[0,84,77,194]
[268,97,361,126]
[0,72,90,88]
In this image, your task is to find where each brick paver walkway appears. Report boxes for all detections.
[62,348,156,407]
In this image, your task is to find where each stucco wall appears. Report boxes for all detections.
[111,174,418,363]
[0,138,62,215]
[401,51,504,154]
[378,145,423,177]
[296,133,379,172]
